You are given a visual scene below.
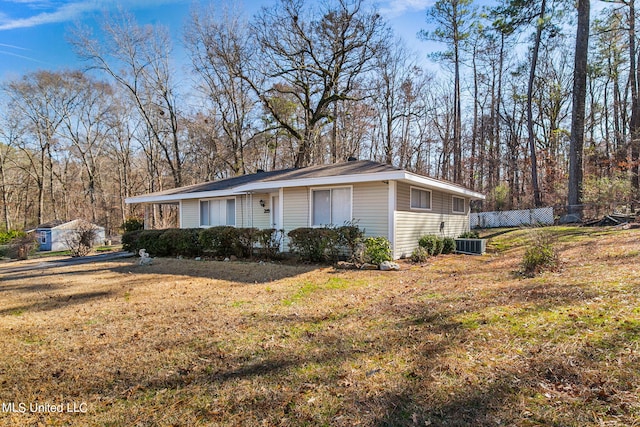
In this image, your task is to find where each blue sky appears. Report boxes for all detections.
[0,0,437,80]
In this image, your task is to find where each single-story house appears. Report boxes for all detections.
[35,219,106,252]
[125,160,485,259]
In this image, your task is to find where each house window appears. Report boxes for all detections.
[452,196,465,214]
[200,198,236,226]
[312,187,351,226]
[39,231,47,244]
[410,187,431,210]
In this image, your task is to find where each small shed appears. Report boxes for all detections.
[35,219,105,252]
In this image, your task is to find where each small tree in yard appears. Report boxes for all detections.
[521,230,560,277]
[65,221,99,257]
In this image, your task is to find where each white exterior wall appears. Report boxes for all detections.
[393,182,470,259]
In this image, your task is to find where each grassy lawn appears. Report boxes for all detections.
[0,226,639,426]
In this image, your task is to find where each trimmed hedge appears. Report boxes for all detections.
[199,226,242,258]
[122,228,201,257]
[159,228,202,257]
[122,225,363,262]
[287,225,366,263]
[122,229,143,253]
[418,235,457,257]
[288,227,340,262]
[256,228,283,260]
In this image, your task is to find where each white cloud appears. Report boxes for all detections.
[378,0,433,19]
[0,0,187,31]
[0,42,29,50]
[0,49,46,64]
[0,1,100,31]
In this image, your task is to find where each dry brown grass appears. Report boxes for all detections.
[1,226,639,426]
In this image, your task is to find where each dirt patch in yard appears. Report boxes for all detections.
[1,226,639,426]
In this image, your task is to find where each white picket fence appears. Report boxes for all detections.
[470,207,554,229]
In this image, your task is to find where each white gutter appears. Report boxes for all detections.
[402,172,486,200]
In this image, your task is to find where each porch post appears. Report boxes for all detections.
[144,204,150,230]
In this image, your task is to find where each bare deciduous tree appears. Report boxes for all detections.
[249,0,386,167]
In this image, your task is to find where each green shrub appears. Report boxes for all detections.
[288,227,340,262]
[256,228,283,260]
[521,232,559,276]
[0,230,26,245]
[137,230,167,256]
[410,246,429,263]
[418,235,443,256]
[122,230,143,253]
[362,237,392,265]
[121,217,144,233]
[442,237,456,254]
[158,228,202,257]
[459,231,480,239]
[236,228,259,258]
[434,237,444,256]
[336,223,365,261]
[199,226,242,258]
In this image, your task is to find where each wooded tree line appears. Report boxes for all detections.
[0,0,637,235]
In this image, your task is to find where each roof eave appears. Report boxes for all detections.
[236,170,405,192]
[401,172,486,200]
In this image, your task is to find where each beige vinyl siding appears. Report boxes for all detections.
[398,182,446,212]
[393,182,470,259]
[352,182,388,238]
[250,193,272,229]
[394,211,469,258]
[282,187,309,231]
[282,187,309,249]
[181,199,199,228]
[397,182,469,216]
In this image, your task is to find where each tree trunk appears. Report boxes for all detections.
[527,0,546,207]
[568,0,590,217]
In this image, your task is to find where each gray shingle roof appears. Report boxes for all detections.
[136,160,399,198]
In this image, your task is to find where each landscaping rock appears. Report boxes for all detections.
[230,255,238,261]
[380,261,400,271]
[360,263,379,270]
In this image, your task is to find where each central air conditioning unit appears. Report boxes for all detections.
[455,238,487,255]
